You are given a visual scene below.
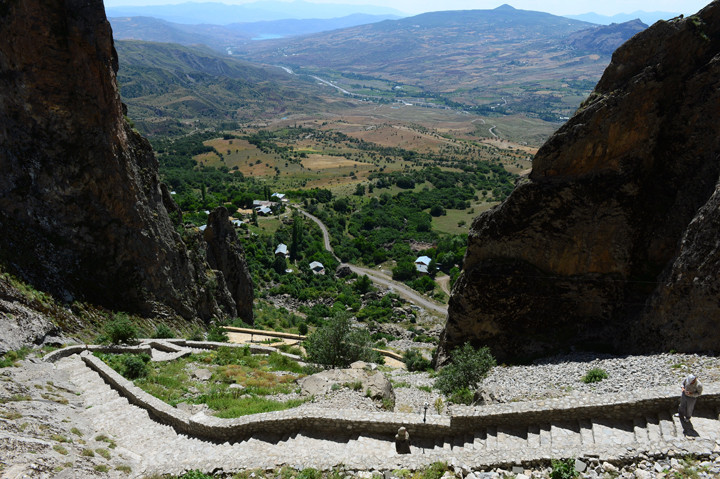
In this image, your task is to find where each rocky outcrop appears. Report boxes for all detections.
[204,207,254,322]
[0,0,252,323]
[440,2,720,363]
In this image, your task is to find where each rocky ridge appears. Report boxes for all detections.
[440,1,720,363]
[0,0,253,337]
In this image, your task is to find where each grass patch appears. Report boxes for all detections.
[116,465,132,474]
[94,464,109,473]
[0,347,31,368]
[53,444,68,455]
[582,368,608,384]
[81,448,95,457]
[96,448,111,459]
[95,435,117,449]
[1,411,22,420]
[70,427,83,437]
[127,349,308,418]
[51,434,70,443]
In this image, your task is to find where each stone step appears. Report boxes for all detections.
[497,425,526,449]
[658,411,678,439]
[551,421,581,447]
[633,416,649,443]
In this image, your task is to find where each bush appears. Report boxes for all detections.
[403,349,431,372]
[207,326,229,342]
[449,387,474,405]
[303,313,380,368]
[122,354,149,379]
[105,314,138,345]
[298,322,308,336]
[582,367,608,383]
[435,343,496,396]
[152,324,175,339]
[550,458,578,479]
[180,471,214,479]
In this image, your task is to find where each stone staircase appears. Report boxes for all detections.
[53,349,720,477]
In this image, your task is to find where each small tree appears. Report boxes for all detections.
[354,274,373,293]
[403,349,431,372]
[303,314,379,368]
[435,343,496,396]
[105,314,138,345]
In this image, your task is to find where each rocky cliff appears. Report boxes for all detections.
[0,0,253,325]
[440,2,720,363]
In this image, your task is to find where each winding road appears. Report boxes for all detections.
[297,208,449,316]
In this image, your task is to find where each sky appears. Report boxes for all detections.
[103,0,712,16]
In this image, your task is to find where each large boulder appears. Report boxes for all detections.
[439,3,720,363]
[298,366,395,403]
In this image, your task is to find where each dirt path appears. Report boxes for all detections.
[297,208,448,316]
[435,274,451,296]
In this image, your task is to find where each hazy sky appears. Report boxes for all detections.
[103,0,711,16]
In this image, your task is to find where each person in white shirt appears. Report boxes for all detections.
[678,374,703,421]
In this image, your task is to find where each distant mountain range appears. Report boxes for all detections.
[105,1,406,24]
[112,4,648,128]
[565,11,681,26]
[232,5,646,115]
[109,13,400,46]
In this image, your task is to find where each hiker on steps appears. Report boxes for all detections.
[677,374,703,422]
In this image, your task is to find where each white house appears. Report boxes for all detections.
[309,261,325,275]
[255,206,272,216]
[275,243,289,257]
[271,193,285,200]
[231,219,244,227]
[414,256,432,274]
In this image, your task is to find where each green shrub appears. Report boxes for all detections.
[297,468,322,479]
[435,343,495,396]
[213,346,251,366]
[207,326,229,342]
[403,349,431,372]
[298,322,308,336]
[105,314,138,345]
[582,368,608,384]
[449,387,474,405]
[0,347,31,368]
[421,462,449,479]
[550,458,578,479]
[122,354,149,379]
[180,471,214,479]
[152,324,175,339]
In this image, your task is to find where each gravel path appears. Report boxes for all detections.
[298,351,720,417]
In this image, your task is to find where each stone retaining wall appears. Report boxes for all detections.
[76,347,720,445]
[81,352,450,443]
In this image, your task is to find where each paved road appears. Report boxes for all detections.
[298,208,448,316]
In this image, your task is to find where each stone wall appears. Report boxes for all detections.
[68,346,720,445]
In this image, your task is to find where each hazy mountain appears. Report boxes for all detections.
[110,16,250,46]
[233,4,645,118]
[565,11,681,26]
[225,13,402,39]
[105,1,406,25]
[109,14,401,49]
[567,19,648,55]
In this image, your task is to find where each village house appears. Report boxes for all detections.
[414,256,431,275]
[274,243,289,258]
[309,261,325,275]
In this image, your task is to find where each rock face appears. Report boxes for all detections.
[204,207,254,322]
[440,3,720,363]
[0,0,252,322]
